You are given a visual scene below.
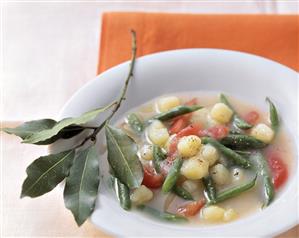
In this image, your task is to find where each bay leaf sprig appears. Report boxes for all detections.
[2,30,139,226]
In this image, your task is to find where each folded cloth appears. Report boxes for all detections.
[98,12,298,73]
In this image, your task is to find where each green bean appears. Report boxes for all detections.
[173,185,194,200]
[127,113,144,134]
[153,145,166,173]
[220,134,267,150]
[202,176,217,203]
[220,94,253,129]
[138,205,187,222]
[162,157,183,193]
[153,105,202,121]
[250,152,275,206]
[266,97,279,133]
[235,150,252,157]
[208,174,257,204]
[113,177,131,210]
[201,137,251,169]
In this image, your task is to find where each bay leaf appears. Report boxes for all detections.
[22,102,115,144]
[3,120,85,145]
[21,150,75,198]
[63,145,100,226]
[105,125,143,189]
[3,119,56,139]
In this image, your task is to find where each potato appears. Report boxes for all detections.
[223,208,238,222]
[210,164,230,185]
[182,180,200,194]
[180,156,209,180]
[202,206,225,222]
[130,185,153,205]
[177,135,202,158]
[148,120,169,146]
[149,120,165,130]
[231,167,244,183]
[210,103,233,124]
[250,123,274,143]
[139,145,153,161]
[207,114,222,127]
[157,96,180,112]
[200,144,219,166]
[191,108,209,127]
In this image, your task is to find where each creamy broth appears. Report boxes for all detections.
[115,93,294,225]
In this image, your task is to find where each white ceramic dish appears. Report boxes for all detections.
[58,49,298,237]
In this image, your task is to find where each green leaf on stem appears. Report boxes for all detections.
[21,150,75,198]
[105,125,143,189]
[3,120,86,145]
[63,145,100,226]
[22,102,115,144]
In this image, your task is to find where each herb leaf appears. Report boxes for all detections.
[105,125,143,189]
[22,102,115,144]
[3,120,85,145]
[3,119,56,139]
[64,145,100,226]
[21,150,75,198]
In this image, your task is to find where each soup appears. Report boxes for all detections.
[113,93,292,224]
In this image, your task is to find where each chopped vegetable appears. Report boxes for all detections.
[173,185,194,200]
[250,123,274,144]
[148,120,170,146]
[266,97,279,133]
[200,144,219,166]
[177,199,205,217]
[127,113,144,134]
[205,125,229,140]
[210,164,230,185]
[210,102,233,124]
[162,157,183,193]
[203,176,217,202]
[220,94,253,129]
[209,174,257,204]
[157,96,181,112]
[153,145,166,173]
[250,152,274,206]
[220,134,267,150]
[130,185,153,205]
[177,135,202,157]
[153,105,202,121]
[139,145,154,161]
[244,111,259,125]
[180,156,209,180]
[267,150,288,190]
[142,165,164,189]
[169,118,188,134]
[202,205,225,222]
[202,137,251,169]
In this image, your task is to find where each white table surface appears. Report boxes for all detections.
[2,1,298,121]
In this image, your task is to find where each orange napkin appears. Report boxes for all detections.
[98,12,298,73]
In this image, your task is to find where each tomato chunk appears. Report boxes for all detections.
[177,123,202,138]
[176,199,206,217]
[244,111,259,125]
[206,125,229,140]
[169,118,188,135]
[142,165,164,189]
[267,151,288,190]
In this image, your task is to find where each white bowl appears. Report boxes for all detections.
[59,49,298,237]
